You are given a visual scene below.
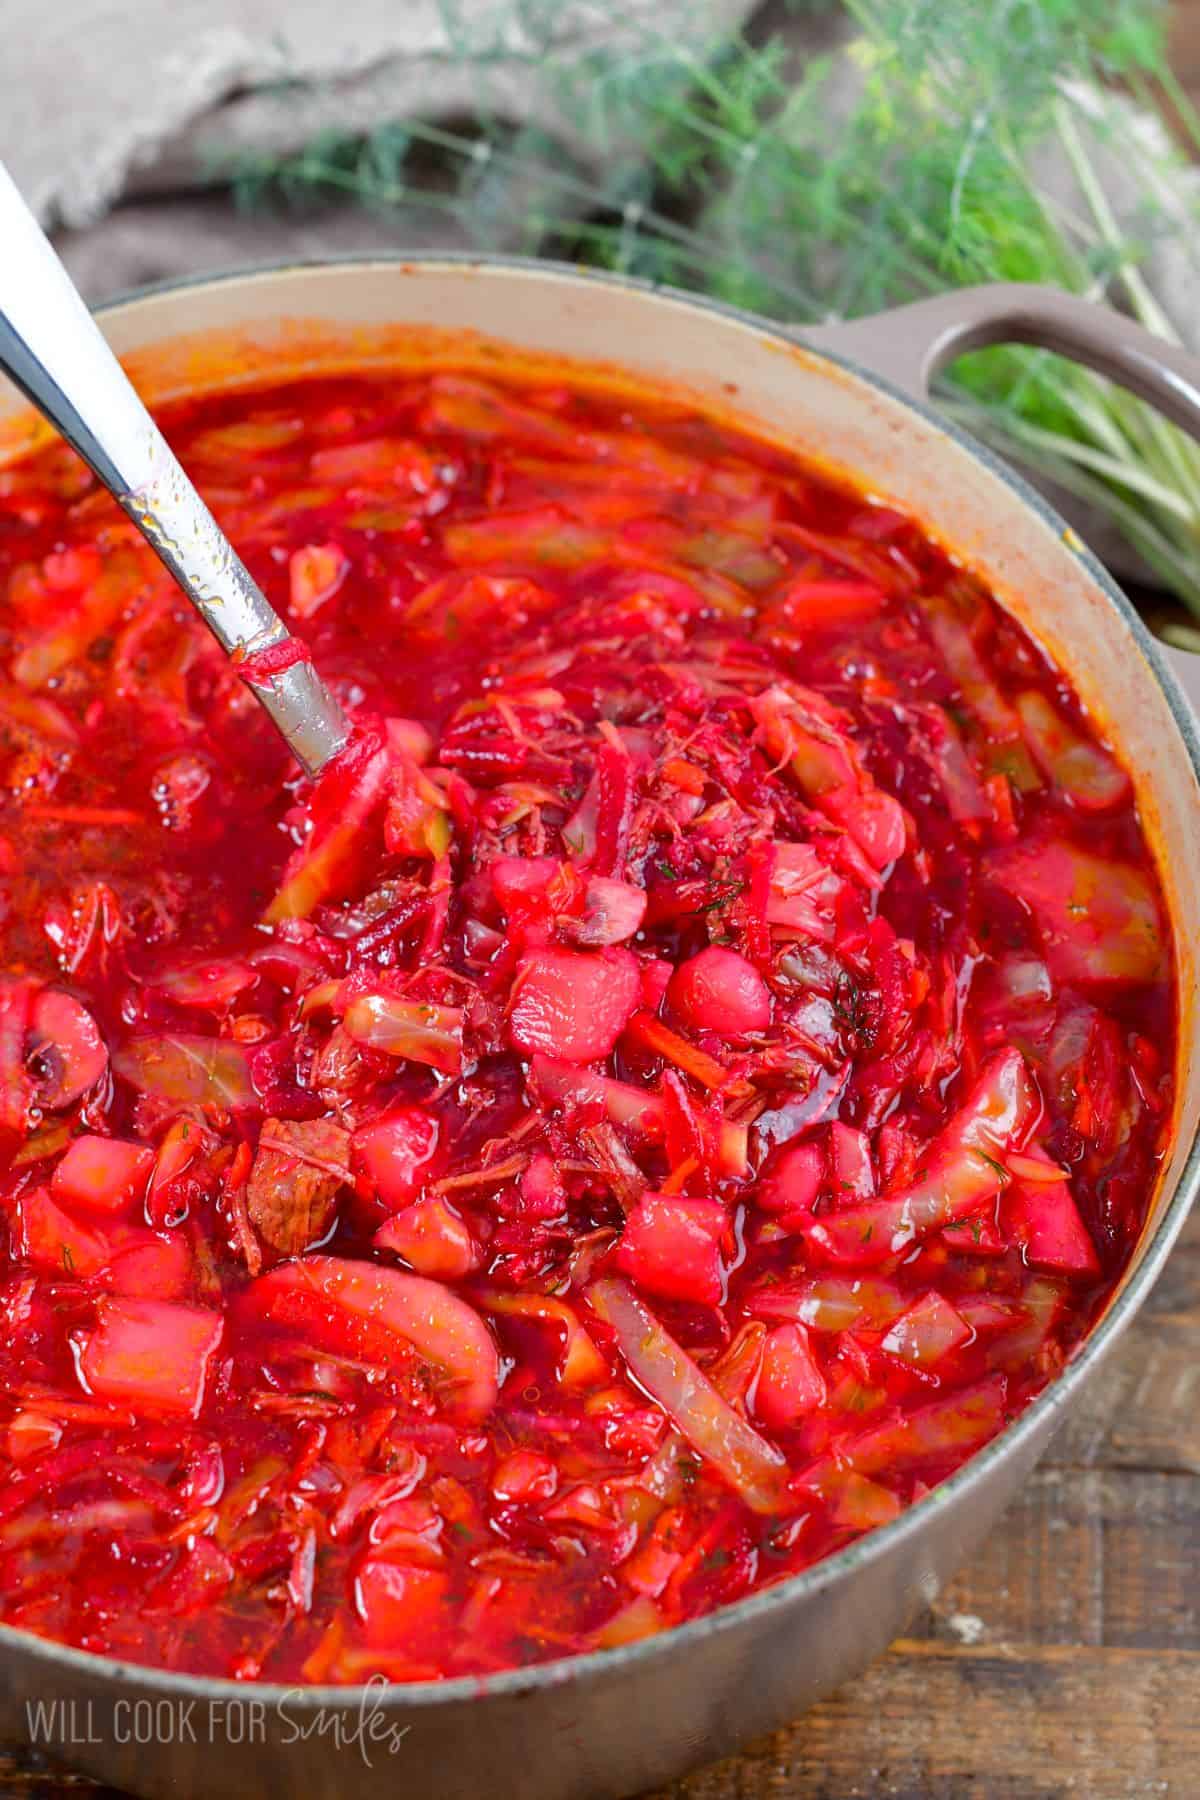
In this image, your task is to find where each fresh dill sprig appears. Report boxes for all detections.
[226,0,1200,619]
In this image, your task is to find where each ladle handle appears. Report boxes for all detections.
[0,159,348,776]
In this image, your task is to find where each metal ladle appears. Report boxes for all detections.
[0,159,349,777]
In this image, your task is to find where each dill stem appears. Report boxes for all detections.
[1052,98,1200,531]
[1156,63,1200,161]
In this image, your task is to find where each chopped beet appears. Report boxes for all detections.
[758,1140,826,1220]
[51,1135,153,1216]
[667,946,772,1039]
[79,1298,222,1418]
[617,1193,729,1305]
[373,1194,476,1280]
[508,947,641,1063]
[0,363,1172,1685]
[1003,1178,1100,1277]
[755,1324,826,1428]
[352,1107,441,1216]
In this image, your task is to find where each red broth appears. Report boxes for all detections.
[0,369,1174,1682]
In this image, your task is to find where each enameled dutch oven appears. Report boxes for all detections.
[0,261,1199,1800]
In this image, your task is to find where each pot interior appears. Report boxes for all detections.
[0,255,1196,1293]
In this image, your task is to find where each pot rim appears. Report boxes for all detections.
[1,251,1196,1711]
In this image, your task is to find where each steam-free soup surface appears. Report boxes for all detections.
[0,369,1173,1680]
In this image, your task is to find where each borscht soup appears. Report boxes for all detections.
[0,366,1173,1682]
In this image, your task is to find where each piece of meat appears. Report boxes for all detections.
[246,1117,352,1257]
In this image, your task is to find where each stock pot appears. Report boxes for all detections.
[0,259,1198,1799]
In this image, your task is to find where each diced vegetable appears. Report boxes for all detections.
[373,1196,475,1280]
[342,996,464,1075]
[28,991,108,1109]
[589,1278,788,1514]
[667,946,771,1038]
[568,876,647,947]
[758,1140,825,1219]
[352,1108,441,1214]
[806,1050,1040,1265]
[616,1193,729,1306]
[492,1450,558,1504]
[15,1186,114,1277]
[1003,1177,1100,1277]
[821,784,907,871]
[489,854,561,913]
[246,1257,499,1424]
[881,1291,973,1368]
[990,839,1165,985]
[356,1561,451,1648]
[79,1299,222,1418]
[112,1035,254,1108]
[507,948,640,1063]
[51,1136,153,1217]
[99,1233,193,1302]
[755,1325,826,1428]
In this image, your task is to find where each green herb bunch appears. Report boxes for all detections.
[230,0,1200,626]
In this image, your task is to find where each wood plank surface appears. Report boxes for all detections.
[1,8,1199,1800]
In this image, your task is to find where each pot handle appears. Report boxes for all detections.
[801,281,1200,438]
[803,281,1200,710]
